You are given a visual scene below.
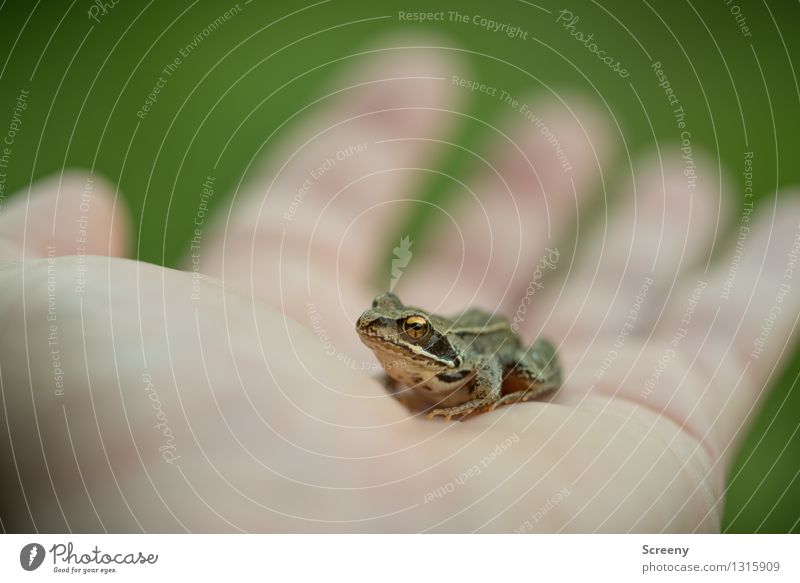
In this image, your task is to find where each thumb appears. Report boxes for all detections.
[0,171,130,260]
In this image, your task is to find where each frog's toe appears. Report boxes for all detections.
[427,408,460,421]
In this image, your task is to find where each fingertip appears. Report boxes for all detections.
[336,31,468,135]
[488,92,613,201]
[740,193,800,284]
[0,171,130,260]
[632,147,728,258]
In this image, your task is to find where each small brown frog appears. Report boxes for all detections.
[356,292,561,420]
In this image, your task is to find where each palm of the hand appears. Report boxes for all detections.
[1,43,798,533]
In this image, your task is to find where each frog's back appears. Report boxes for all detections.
[450,307,509,329]
[444,307,518,355]
[453,308,519,361]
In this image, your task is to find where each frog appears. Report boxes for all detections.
[355,292,561,420]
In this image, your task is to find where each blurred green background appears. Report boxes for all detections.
[0,0,797,531]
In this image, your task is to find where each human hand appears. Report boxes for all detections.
[1,40,798,532]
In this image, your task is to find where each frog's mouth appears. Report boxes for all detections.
[357,331,414,357]
[357,331,459,370]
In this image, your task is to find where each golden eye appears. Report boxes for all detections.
[403,315,429,340]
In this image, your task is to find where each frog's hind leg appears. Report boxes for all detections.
[485,380,561,412]
[500,338,562,404]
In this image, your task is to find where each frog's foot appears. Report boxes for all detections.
[426,398,495,421]
[484,383,560,410]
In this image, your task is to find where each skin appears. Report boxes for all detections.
[1,38,799,532]
[356,292,561,420]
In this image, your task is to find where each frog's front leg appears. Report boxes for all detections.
[427,362,502,421]
[381,373,431,413]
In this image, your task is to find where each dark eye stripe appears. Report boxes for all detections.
[426,333,460,365]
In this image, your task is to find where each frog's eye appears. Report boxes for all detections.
[403,315,429,340]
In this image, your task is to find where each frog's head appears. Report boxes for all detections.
[356,292,461,371]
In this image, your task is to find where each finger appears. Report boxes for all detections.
[563,195,800,478]
[530,149,725,346]
[0,171,130,261]
[193,39,465,358]
[395,94,613,314]
[650,195,800,465]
